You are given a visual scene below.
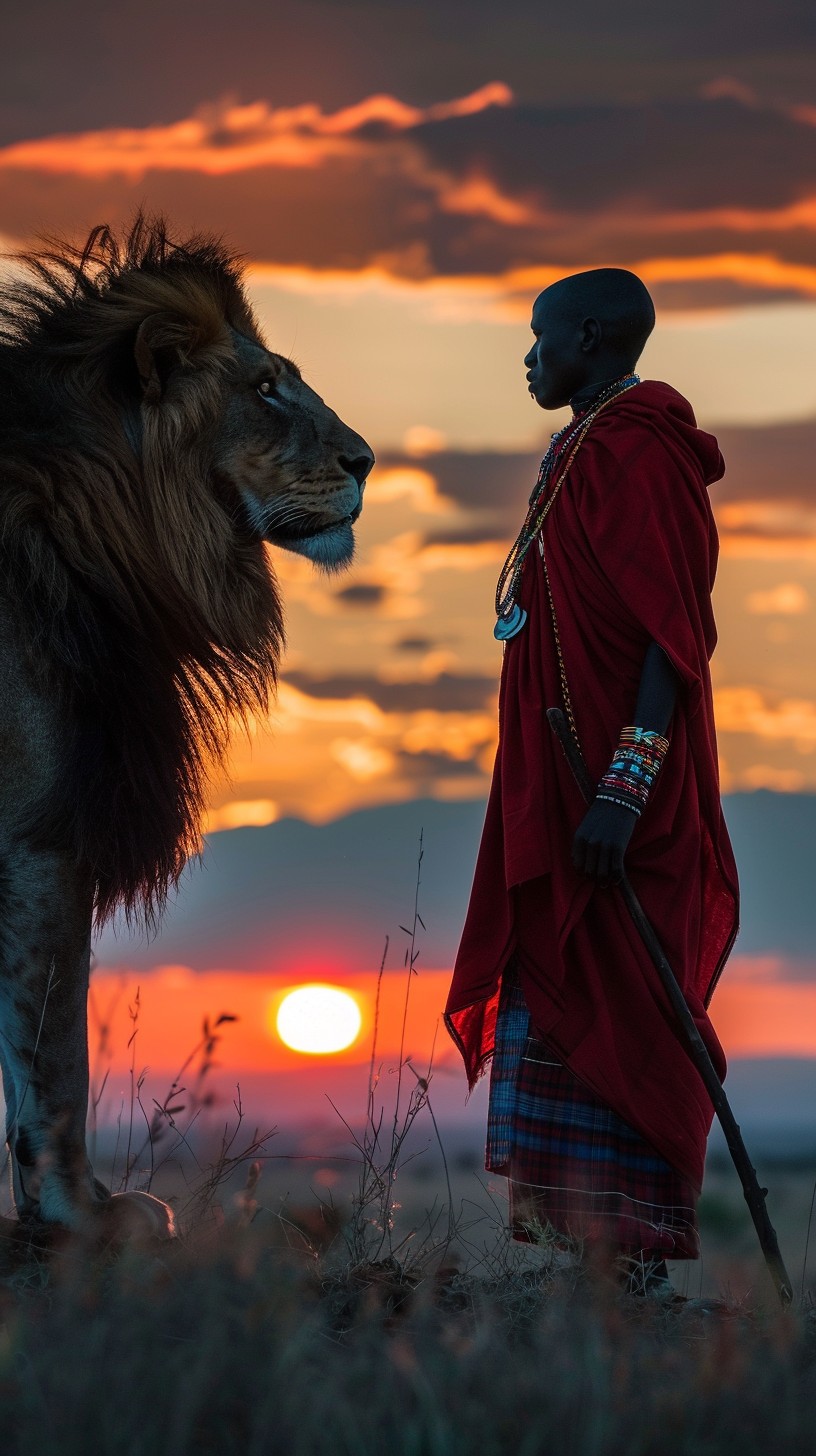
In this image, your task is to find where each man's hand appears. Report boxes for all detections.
[571,798,638,884]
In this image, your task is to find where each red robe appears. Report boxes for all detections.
[444,381,739,1191]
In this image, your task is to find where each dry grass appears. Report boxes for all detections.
[0,1218,814,1456]
[0,1055,813,1456]
[0,833,814,1452]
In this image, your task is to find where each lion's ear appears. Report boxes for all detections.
[134,316,186,405]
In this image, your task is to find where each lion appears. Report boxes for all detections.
[0,216,373,1241]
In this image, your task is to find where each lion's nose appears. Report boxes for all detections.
[339,451,375,487]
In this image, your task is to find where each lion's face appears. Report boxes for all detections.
[211,331,374,571]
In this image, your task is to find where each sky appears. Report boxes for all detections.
[4,0,816,1126]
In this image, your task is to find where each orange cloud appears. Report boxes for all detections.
[366,466,452,515]
[417,540,509,571]
[721,538,816,560]
[204,798,280,833]
[700,78,759,106]
[6,90,816,253]
[714,686,816,750]
[645,197,816,235]
[206,675,497,825]
[4,94,816,313]
[312,81,512,132]
[6,84,816,301]
[403,425,449,457]
[440,172,545,227]
[737,764,807,791]
[639,251,816,298]
[718,502,816,558]
[329,738,396,782]
[247,253,816,320]
[790,105,816,127]
[744,582,810,615]
[0,84,512,180]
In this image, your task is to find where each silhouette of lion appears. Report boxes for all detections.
[0,216,373,1238]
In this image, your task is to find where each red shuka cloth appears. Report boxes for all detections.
[444,381,739,1191]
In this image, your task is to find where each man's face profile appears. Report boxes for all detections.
[524,269,653,412]
[523,291,587,412]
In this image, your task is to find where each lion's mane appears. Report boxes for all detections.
[0,216,284,929]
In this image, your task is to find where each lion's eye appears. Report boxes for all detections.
[258,379,285,409]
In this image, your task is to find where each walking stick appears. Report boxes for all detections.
[547,706,794,1309]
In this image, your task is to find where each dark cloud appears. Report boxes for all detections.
[394,635,436,652]
[394,748,488,780]
[94,796,491,974]
[285,669,497,713]
[417,98,816,214]
[640,280,810,311]
[334,582,388,607]
[4,0,814,150]
[420,524,511,549]
[3,88,816,308]
[384,422,816,529]
[714,420,816,507]
[93,792,816,977]
[381,449,535,514]
[0,163,422,277]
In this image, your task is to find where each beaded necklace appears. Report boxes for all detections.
[493,373,640,641]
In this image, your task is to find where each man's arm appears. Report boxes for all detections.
[631,641,677,737]
[571,641,678,883]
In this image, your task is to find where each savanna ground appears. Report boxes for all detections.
[0,1007,815,1456]
[1,849,813,1454]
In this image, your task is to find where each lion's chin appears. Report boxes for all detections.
[272,521,355,574]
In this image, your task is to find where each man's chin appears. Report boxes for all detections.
[530,388,565,411]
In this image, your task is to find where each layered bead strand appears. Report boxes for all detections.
[494,374,640,642]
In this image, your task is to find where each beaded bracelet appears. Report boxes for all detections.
[595,726,670,818]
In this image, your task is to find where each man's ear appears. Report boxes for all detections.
[579,316,603,354]
[134,315,186,405]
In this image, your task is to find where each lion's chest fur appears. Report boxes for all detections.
[0,594,64,836]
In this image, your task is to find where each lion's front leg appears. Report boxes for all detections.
[0,845,173,1241]
[0,844,101,1226]
[2,975,102,1228]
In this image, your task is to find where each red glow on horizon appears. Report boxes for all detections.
[88,965,455,1082]
[87,964,816,1095]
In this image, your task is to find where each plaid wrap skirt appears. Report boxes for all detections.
[486,968,700,1260]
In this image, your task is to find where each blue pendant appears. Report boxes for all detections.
[494,604,528,641]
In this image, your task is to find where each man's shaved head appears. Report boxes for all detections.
[524,268,656,411]
[542,269,655,359]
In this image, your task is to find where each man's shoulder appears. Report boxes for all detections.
[579,383,677,472]
[629,379,697,421]
[594,380,696,437]
[582,380,722,485]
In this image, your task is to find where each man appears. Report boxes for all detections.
[444,269,739,1297]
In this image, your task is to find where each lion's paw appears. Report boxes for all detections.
[102,1190,177,1245]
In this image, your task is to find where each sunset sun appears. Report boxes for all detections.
[274,984,363,1055]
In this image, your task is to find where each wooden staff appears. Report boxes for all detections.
[547,706,794,1309]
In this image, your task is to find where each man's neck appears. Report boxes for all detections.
[569,374,632,414]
